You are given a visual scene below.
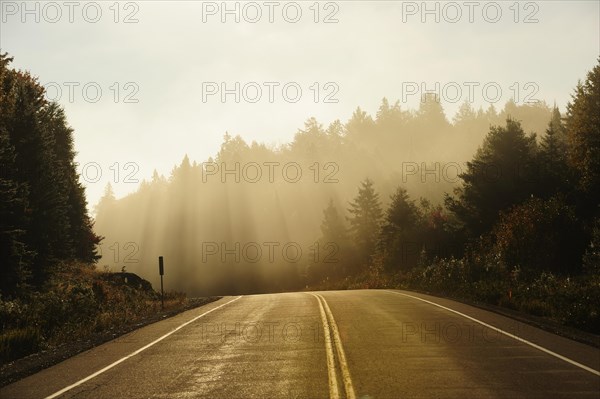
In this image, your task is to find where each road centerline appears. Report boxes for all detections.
[317,293,357,399]
[309,292,357,399]
[309,293,341,399]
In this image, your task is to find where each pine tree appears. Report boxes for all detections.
[95,183,117,215]
[0,122,34,296]
[308,199,349,282]
[566,58,600,197]
[0,53,100,293]
[326,119,345,138]
[378,187,422,270]
[347,179,382,267]
[379,187,420,247]
[538,107,572,198]
[321,199,348,243]
[417,93,449,126]
[446,119,538,237]
[2,59,68,284]
[291,117,328,157]
[345,107,375,143]
[0,53,33,296]
[452,101,476,126]
[482,104,501,128]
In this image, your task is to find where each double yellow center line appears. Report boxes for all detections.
[309,293,356,399]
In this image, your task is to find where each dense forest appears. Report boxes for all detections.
[1,53,599,333]
[0,53,101,298]
[0,53,180,363]
[94,56,599,323]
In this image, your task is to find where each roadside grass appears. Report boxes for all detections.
[0,262,188,364]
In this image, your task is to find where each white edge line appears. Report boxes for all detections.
[317,293,357,399]
[44,296,243,399]
[309,293,340,399]
[386,290,600,377]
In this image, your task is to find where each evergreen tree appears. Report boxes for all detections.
[417,93,449,127]
[2,58,68,284]
[95,183,116,215]
[345,107,375,143]
[347,179,383,267]
[321,199,348,244]
[0,53,34,296]
[308,199,349,282]
[0,53,101,294]
[485,104,499,124]
[378,186,422,270]
[291,117,328,157]
[538,107,572,198]
[375,97,405,130]
[446,119,538,237]
[216,133,250,163]
[550,105,567,142]
[499,100,553,141]
[411,93,451,157]
[452,101,476,126]
[566,58,600,198]
[326,119,345,138]
[0,117,34,296]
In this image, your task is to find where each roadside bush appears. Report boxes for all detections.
[550,275,600,332]
[0,262,187,364]
[493,196,585,277]
[507,272,600,333]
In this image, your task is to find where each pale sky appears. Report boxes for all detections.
[1,0,598,209]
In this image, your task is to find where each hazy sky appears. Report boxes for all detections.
[1,0,598,209]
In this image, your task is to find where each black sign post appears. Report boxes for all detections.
[158,256,164,310]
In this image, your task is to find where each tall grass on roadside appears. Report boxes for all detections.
[0,262,186,364]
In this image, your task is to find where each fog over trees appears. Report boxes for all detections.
[92,61,599,296]
[2,51,598,307]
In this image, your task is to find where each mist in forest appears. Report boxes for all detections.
[93,96,555,296]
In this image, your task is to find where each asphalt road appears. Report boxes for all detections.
[1,290,599,399]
